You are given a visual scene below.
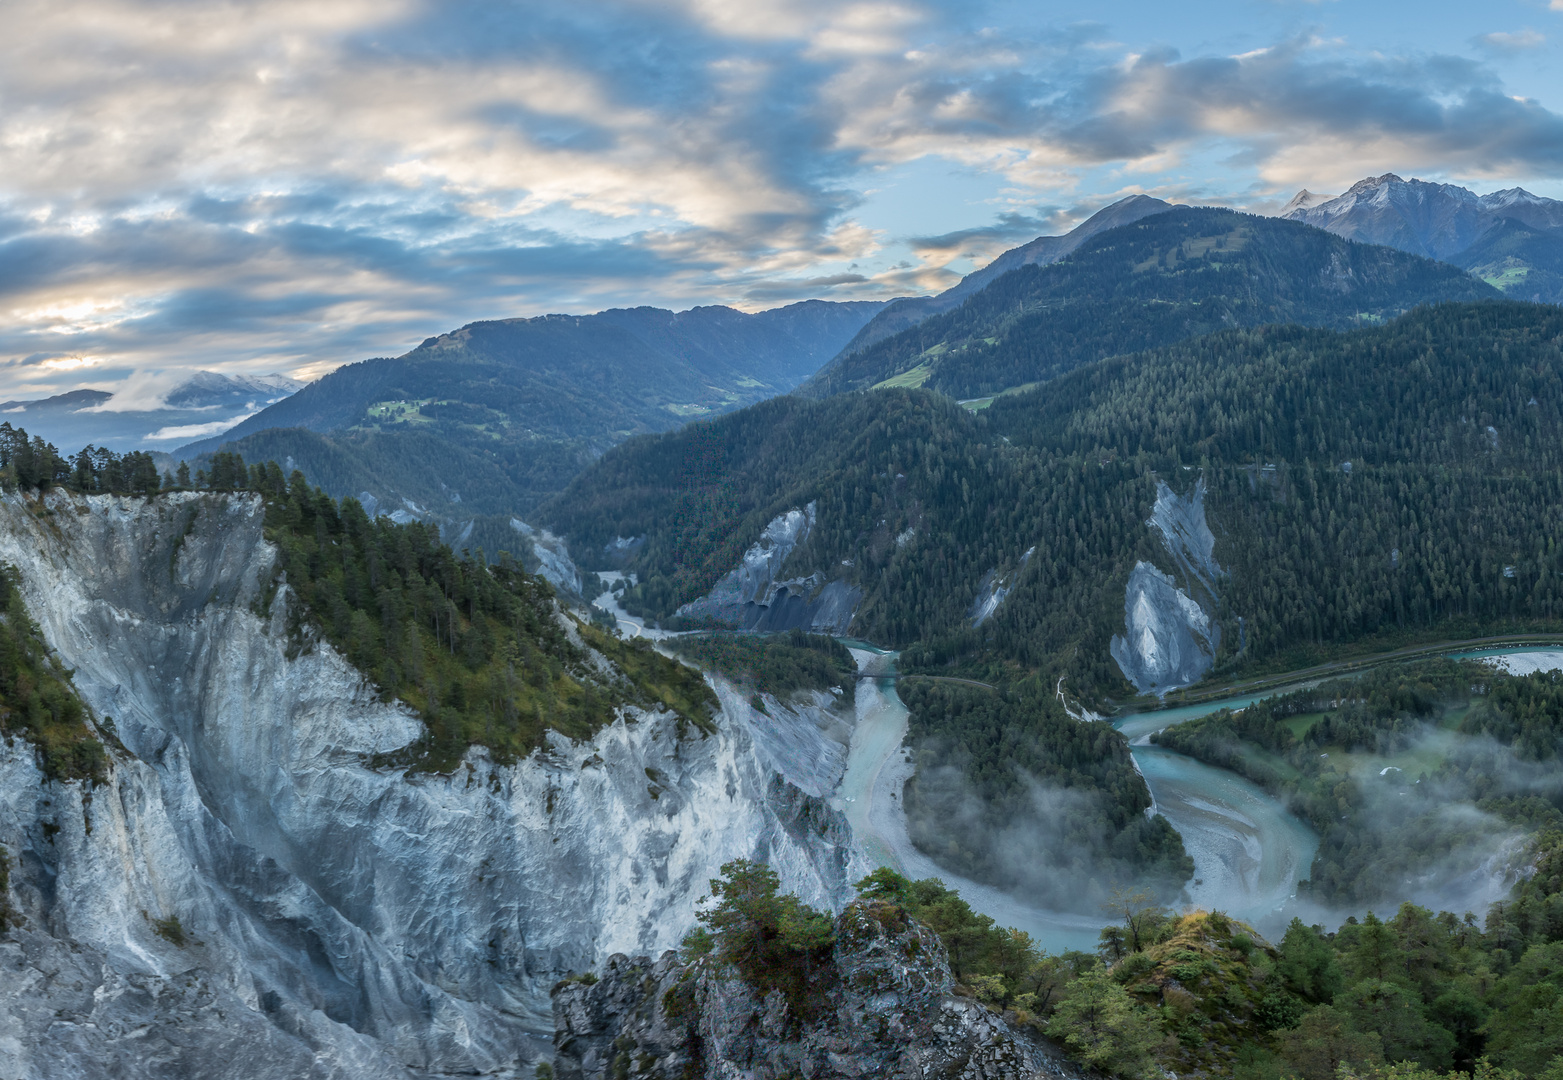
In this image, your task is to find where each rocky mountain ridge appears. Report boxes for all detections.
[552,903,1088,1080]
[831,194,1173,357]
[1283,172,1563,302]
[800,206,1496,400]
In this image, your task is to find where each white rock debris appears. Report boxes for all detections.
[969,546,1034,627]
[510,517,585,596]
[675,504,861,634]
[1111,479,1225,695]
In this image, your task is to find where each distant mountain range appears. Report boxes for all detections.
[123,174,1557,555]
[824,176,1563,394]
[802,205,1496,399]
[176,299,885,516]
[1282,173,1563,303]
[0,372,301,454]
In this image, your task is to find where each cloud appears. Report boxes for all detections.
[823,29,1563,192]
[1473,29,1546,53]
[144,414,256,441]
[742,272,870,301]
[3,0,1563,398]
[908,212,1065,254]
[77,370,185,412]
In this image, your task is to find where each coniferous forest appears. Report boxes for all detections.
[667,630,857,700]
[0,433,716,774]
[900,679,1193,909]
[700,843,1563,1080]
[549,301,1563,695]
[544,300,1563,904]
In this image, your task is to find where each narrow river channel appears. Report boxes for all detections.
[833,644,1563,952]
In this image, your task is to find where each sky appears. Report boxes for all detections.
[5,0,1563,401]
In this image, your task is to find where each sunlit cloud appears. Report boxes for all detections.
[2,0,1562,398]
[32,355,109,373]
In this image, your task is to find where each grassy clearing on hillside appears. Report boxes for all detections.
[871,360,935,390]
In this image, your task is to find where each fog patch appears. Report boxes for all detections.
[904,753,1186,915]
[1291,726,1544,926]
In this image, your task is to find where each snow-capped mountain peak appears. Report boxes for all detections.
[1282,173,1545,260]
[1278,189,1335,215]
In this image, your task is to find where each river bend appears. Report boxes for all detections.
[833,645,1563,951]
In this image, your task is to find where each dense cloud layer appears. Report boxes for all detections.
[3,0,1563,396]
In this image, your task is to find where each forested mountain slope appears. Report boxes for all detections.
[803,207,1498,400]
[546,300,1563,902]
[178,299,883,515]
[834,193,1171,355]
[549,300,1563,698]
[1452,216,1563,305]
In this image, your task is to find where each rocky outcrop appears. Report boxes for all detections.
[510,517,585,597]
[970,546,1035,627]
[1147,478,1220,596]
[674,505,861,635]
[1111,561,1219,696]
[0,489,858,1079]
[1112,480,1225,695]
[553,902,1087,1080]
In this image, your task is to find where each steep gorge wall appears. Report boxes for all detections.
[0,490,854,1079]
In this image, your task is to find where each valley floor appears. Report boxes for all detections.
[838,640,1563,954]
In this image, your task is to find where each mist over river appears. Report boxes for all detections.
[834,645,1563,952]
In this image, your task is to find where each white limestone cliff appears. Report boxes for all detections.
[0,489,855,1079]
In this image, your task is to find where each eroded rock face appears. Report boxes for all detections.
[673,505,862,635]
[0,490,857,1079]
[1110,561,1219,696]
[1111,480,1224,695]
[552,902,1087,1080]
